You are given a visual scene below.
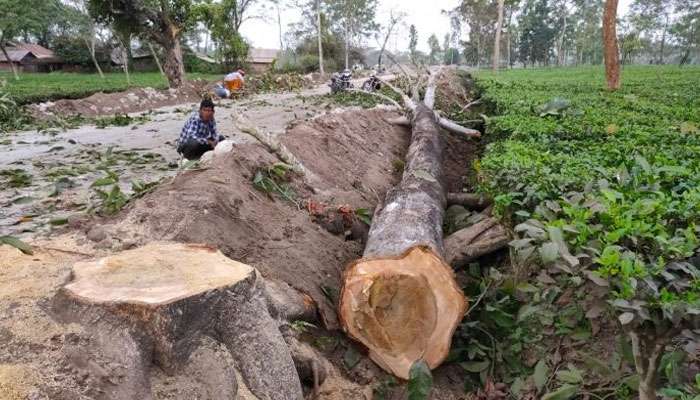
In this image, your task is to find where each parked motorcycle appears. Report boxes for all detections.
[329,69,354,94]
[361,75,382,92]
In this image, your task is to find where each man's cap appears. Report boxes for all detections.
[200,98,215,109]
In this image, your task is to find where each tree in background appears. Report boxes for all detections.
[671,0,700,65]
[629,0,670,64]
[603,0,620,89]
[408,24,418,65]
[62,0,107,78]
[518,0,556,66]
[195,0,251,69]
[571,0,604,64]
[0,0,59,79]
[457,0,497,67]
[375,9,405,70]
[327,0,378,69]
[88,0,197,88]
[427,33,441,64]
[493,0,505,70]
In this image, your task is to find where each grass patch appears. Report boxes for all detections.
[0,71,219,105]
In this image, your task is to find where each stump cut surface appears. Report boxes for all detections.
[65,242,254,305]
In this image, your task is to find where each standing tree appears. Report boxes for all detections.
[65,0,106,78]
[375,9,405,70]
[427,33,441,64]
[88,0,197,88]
[196,0,250,69]
[629,0,670,64]
[327,0,378,69]
[0,0,56,80]
[493,0,505,70]
[408,24,419,64]
[602,0,620,89]
[316,0,325,73]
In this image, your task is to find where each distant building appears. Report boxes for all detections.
[0,43,63,73]
[247,48,278,73]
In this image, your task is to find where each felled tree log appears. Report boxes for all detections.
[339,72,468,379]
[444,217,509,269]
[52,242,304,400]
[446,192,493,210]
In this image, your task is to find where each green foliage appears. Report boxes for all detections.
[253,162,297,203]
[0,235,33,255]
[475,65,700,392]
[0,168,32,188]
[407,360,433,400]
[195,0,250,69]
[0,91,32,132]
[0,71,218,105]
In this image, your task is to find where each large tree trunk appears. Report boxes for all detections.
[339,72,467,379]
[659,14,668,64]
[493,0,505,71]
[557,3,568,66]
[0,39,19,80]
[162,36,185,88]
[316,0,324,74]
[603,0,620,90]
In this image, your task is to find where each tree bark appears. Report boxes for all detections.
[557,2,568,66]
[316,0,324,74]
[86,36,104,79]
[0,36,19,80]
[603,0,620,90]
[446,192,493,209]
[121,45,131,86]
[444,217,508,268]
[493,0,505,71]
[148,42,165,77]
[339,71,467,379]
[659,14,668,64]
[161,34,185,88]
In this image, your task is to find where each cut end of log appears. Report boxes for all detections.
[338,246,467,379]
[65,242,254,305]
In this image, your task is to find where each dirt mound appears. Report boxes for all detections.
[28,79,211,119]
[282,108,410,206]
[91,108,409,330]
[435,69,476,113]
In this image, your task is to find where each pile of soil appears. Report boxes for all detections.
[93,108,413,330]
[28,80,212,119]
[435,69,476,113]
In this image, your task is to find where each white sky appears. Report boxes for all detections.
[239,0,634,53]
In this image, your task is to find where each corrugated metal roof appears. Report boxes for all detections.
[0,43,60,63]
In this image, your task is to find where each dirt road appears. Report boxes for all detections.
[0,78,374,238]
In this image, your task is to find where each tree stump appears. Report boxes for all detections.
[53,242,303,400]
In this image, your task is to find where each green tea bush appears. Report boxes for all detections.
[474,66,700,399]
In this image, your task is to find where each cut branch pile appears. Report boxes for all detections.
[338,68,506,379]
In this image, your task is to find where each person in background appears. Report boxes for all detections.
[224,69,246,92]
[176,99,223,160]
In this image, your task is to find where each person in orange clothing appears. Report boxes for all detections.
[224,69,246,92]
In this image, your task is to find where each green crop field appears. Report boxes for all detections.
[0,71,220,105]
[473,65,700,323]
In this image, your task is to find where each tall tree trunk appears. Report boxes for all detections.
[493,0,505,71]
[121,46,131,86]
[0,40,20,80]
[156,24,185,88]
[277,3,284,50]
[603,0,620,90]
[557,4,568,66]
[316,0,324,74]
[85,37,104,79]
[147,42,165,77]
[344,21,350,70]
[659,14,668,64]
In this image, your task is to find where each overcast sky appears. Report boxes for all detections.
[240,0,634,53]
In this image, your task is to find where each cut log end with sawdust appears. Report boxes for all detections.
[339,69,475,379]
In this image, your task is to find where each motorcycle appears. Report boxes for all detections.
[361,75,382,92]
[329,70,353,94]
